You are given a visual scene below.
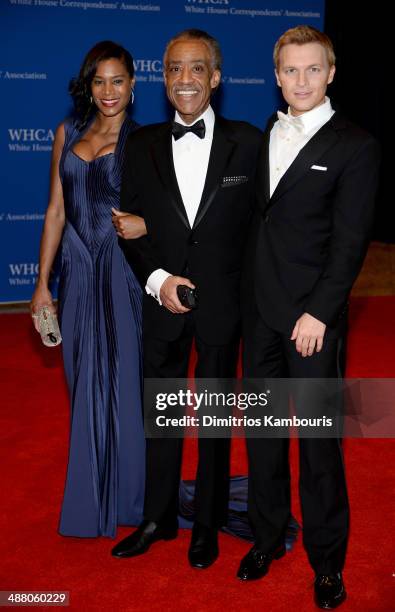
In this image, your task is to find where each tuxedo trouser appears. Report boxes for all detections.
[243,304,350,574]
[143,314,239,529]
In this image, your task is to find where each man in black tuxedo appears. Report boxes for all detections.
[238,26,380,608]
[111,29,262,568]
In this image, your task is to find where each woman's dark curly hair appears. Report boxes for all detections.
[69,40,135,129]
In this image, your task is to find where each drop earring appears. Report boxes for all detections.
[130,89,134,105]
[90,96,93,104]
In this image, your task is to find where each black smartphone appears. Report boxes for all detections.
[177,285,198,309]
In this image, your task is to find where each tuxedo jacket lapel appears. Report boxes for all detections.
[257,114,276,212]
[267,115,341,210]
[193,117,237,229]
[150,123,191,229]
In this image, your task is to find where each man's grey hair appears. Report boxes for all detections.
[163,28,222,72]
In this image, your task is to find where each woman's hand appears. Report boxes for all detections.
[111,208,147,239]
[30,284,56,332]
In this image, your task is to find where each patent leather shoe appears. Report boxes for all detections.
[314,573,346,609]
[188,522,218,569]
[111,520,178,558]
[237,543,286,580]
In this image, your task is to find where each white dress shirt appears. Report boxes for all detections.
[269,97,335,197]
[145,105,215,304]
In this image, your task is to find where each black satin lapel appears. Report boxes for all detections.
[269,121,340,205]
[257,125,272,213]
[150,125,190,229]
[262,129,271,205]
[192,120,236,229]
[255,114,276,214]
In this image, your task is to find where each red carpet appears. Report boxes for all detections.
[0,297,394,611]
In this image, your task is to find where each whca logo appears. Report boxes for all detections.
[8,128,54,152]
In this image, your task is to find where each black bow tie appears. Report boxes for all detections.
[171,119,206,141]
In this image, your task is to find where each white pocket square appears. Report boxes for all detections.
[311,165,327,171]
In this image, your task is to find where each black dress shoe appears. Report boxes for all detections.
[314,573,346,609]
[237,543,286,580]
[188,523,218,569]
[111,520,178,558]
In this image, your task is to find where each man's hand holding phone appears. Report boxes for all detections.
[160,276,196,314]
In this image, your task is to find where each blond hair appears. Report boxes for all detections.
[273,25,336,69]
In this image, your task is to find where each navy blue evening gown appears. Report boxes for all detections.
[57,116,145,538]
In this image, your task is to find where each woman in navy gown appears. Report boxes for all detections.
[30,41,146,538]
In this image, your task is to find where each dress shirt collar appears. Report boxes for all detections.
[288,96,333,134]
[278,97,333,134]
[174,104,215,139]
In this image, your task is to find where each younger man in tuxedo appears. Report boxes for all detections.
[240,26,380,608]
[111,29,262,568]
